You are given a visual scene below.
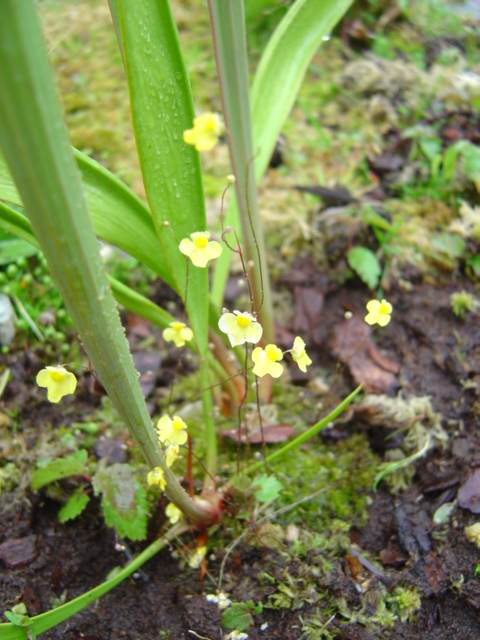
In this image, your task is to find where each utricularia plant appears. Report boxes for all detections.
[0,0,377,633]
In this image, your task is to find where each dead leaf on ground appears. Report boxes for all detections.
[219,423,296,444]
[93,436,127,465]
[0,535,37,568]
[294,184,358,207]
[125,313,153,337]
[458,467,480,514]
[328,316,400,393]
[395,500,431,557]
[132,351,162,398]
[379,538,409,567]
[424,551,448,594]
[294,286,324,346]
[344,553,363,580]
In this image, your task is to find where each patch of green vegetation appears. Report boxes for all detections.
[275,433,377,529]
[3,603,36,639]
[222,599,263,632]
[401,0,466,39]
[40,0,142,192]
[386,585,422,623]
[103,250,157,299]
[0,252,75,352]
[93,461,149,540]
[451,290,478,317]
[262,523,421,637]
[372,29,425,69]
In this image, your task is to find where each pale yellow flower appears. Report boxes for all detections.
[183,113,224,151]
[365,299,393,327]
[179,231,222,268]
[162,321,193,348]
[218,310,263,348]
[36,365,77,403]
[147,466,166,490]
[165,502,183,525]
[206,592,232,610]
[251,344,284,378]
[291,336,312,373]
[465,523,480,548]
[157,414,188,446]
[188,545,207,569]
[165,443,180,468]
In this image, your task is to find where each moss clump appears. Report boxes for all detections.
[451,290,478,317]
[386,585,422,623]
[275,433,377,529]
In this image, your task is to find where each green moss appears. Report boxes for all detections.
[451,290,478,318]
[386,586,422,623]
[275,433,377,529]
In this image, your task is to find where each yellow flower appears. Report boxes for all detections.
[157,414,188,446]
[183,113,224,151]
[188,545,207,569]
[465,523,480,548]
[218,310,263,348]
[165,443,180,468]
[251,344,284,378]
[162,321,193,348]
[365,298,393,327]
[36,365,77,403]
[291,336,312,373]
[206,592,232,610]
[147,466,166,490]
[179,231,222,268]
[165,502,183,525]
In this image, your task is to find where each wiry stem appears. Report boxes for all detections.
[206,0,274,345]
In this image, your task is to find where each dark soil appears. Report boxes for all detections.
[1,266,480,639]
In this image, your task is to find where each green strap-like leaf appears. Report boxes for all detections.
[0,0,158,467]
[0,0,211,526]
[74,150,174,286]
[108,275,177,331]
[250,0,353,180]
[0,201,39,247]
[117,0,218,476]
[0,149,176,289]
[212,0,353,305]
[0,200,198,348]
[116,0,209,350]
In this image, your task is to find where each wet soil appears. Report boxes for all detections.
[1,268,480,639]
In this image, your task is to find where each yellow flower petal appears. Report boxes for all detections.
[183,113,224,152]
[36,365,77,403]
[163,322,193,347]
[147,467,166,490]
[188,545,207,569]
[291,337,312,373]
[165,502,183,525]
[252,345,284,378]
[156,414,188,446]
[218,310,263,347]
[365,298,392,327]
[165,443,180,468]
[179,232,222,268]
